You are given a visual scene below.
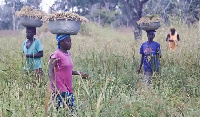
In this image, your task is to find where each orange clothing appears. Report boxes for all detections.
[168,32,178,50]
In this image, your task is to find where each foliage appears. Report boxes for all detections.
[0,0,200,31]
[0,0,42,30]
[0,23,200,116]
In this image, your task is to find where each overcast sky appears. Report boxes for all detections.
[0,0,56,12]
[40,0,55,12]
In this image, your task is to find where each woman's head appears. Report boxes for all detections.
[26,27,36,39]
[146,30,156,41]
[170,28,176,35]
[56,34,71,50]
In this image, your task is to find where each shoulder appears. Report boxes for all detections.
[141,42,147,46]
[52,50,60,55]
[34,38,42,43]
[23,39,27,44]
[22,40,27,47]
[50,50,61,58]
[68,52,72,56]
[153,41,160,46]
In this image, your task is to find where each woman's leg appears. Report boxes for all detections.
[142,72,153,86]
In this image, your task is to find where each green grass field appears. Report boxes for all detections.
[0,23,200,117]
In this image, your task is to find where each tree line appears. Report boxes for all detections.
[0,0,199,39]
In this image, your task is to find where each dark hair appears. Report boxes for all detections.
[170,28,176,32]
[170,28,176,35]
[26,27,36,35]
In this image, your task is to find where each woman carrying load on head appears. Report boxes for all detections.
[138,30,162,86]
[166,28,180,50]
[22,27,43,78]
[48,34,88,111]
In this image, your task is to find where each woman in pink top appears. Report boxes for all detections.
[48,34,88,110]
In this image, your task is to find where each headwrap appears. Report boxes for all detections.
[26,27,36,35]
[56,34,70,49]
[146,30,156,35]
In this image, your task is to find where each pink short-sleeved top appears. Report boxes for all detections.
[50,49,73,93]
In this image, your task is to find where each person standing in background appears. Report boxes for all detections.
[166,28,180,50]
[22,27,43,78]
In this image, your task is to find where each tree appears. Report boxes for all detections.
[120,0,150,39]
[0,6,13,30]
[50,0,120,26]
[23,0,42,9]
[0,0,23,30]
[51,0,75,12]
[179,0,200,25]
[0,0,42,30]
[143,0,173,24]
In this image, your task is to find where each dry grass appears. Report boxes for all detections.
[0,22,200,116]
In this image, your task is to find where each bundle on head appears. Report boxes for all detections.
[42,12,89,24]
[15,6,47,19]
[137,15,162,25]
[137,15,162,31]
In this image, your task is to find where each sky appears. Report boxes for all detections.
[40,0,56,12]
[0,0,56,13]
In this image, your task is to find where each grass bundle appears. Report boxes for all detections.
[15,6,47,19]
[43,12,89,24]
[137,15,162,25]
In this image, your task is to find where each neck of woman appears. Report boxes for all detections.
[28,37,34,41]
[148,40,153,43]
[60,48,68,53]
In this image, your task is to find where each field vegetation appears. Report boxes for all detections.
[0,22,200,117]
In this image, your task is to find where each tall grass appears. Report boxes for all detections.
[0,23,200,117]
